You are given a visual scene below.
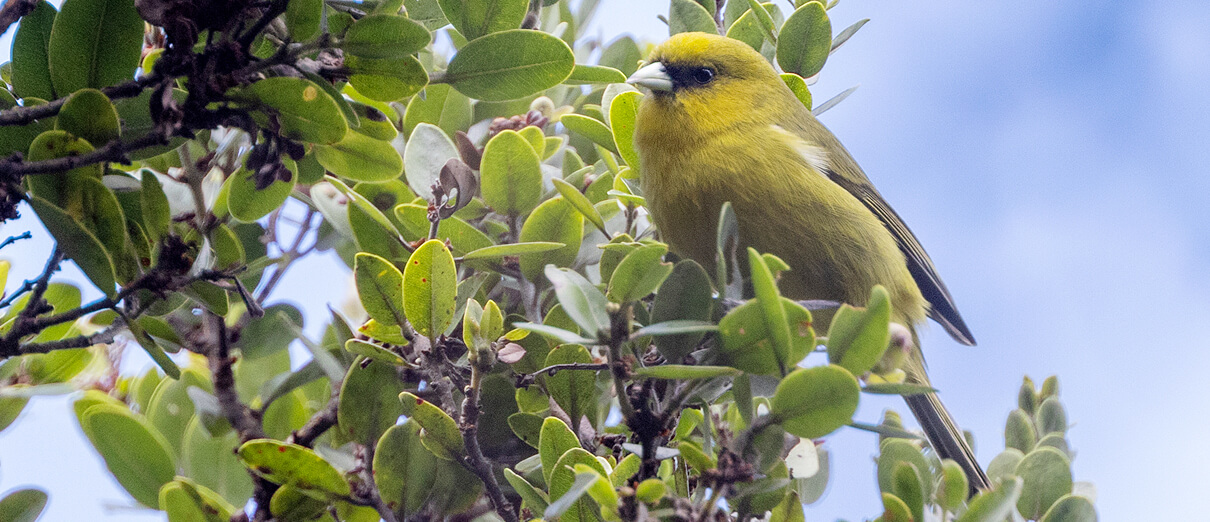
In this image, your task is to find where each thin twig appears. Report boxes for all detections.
[0,130,169,176]
[287,396,339,448]
[0,231,31,251]
[0,74,160,127]
[0,0,37,39]
[208,313,264,439]
[256,207,317,303]
[460,363,518,522]
[513,362,609,387]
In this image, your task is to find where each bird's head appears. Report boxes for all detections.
[627,32,793,138]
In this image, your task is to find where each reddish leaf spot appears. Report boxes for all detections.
[277,446,287,452]
[416,397,424,405]
[421,278,427,283]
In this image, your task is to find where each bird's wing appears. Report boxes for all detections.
[823,171,976,346]
[778,109,977,345]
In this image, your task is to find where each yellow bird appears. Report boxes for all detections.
[627,32,989,493]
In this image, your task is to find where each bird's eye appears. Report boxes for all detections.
[692,67,715,84]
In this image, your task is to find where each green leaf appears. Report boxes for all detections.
[443,29,575,101]
[649,260,713,362]
[956,477,1024,522]
[727,8,767,51]
[11,1,56,100]
[504,468,550,513]
[238,439,352,498]
[608,90,642,169]
[403,122,459,197]
[233,305,303,360]
[544,344,597,427]
[1039,494,1097,522]
[345,339,410,367]
[402,83,472,137]
[0,488,48,522]
[607,243,673,303]
[159,478,239,522]
[633,365,740,380]
[600,35,642,76]
[717,297,813,375]
[511,322,595,345]
[479,129,543,215]
[543,265,608,337]
[28,196,116,297]
[342,14,432,59]
[314,130,404,181]
[461,241,565,260]
[76,176,127,273]
[631,320,718,338]
[826,285,892,376]
[1036,397,1068,435]
[539,416,580,484]
[1005,408,1037,453]
[1016,447,1073,519]
[236,77,349,144]
[338,356,407,446]
[669,0,719,35]
[877,438,933,500]
[398,392,465,460]
[987,448,1025,483]
[777,2,831,78]
[402,239,457,338]
[551,177,607,235]
[284,0,322,41]
[890,462,925,522]
[880,492,912,522]
[507,412,544,449]
[347,55,429,102]
[79,404,176,507]
[25,130,102,211]
[517,198,582,281]
[560,113,617,154]
[546,448,608,521]
[937,459,969,513]
[830,18,868,55]
[47,0,142,94]
[56,88,120,146]
[565,64,627,86]
[770,364,860,439]
[139,172,171,242]
[181,418,254,507]
[781,72,812,109]
[374,421,440,516]
[743,0,778,43]
[748,248,793,375]
[225,166,295,223]
[354,252,407,327]
[437,0,527,40]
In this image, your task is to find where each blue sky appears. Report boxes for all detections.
[3,0,1209,519]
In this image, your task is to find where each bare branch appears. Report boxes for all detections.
[460,363,518,522]
[0,0,38,46]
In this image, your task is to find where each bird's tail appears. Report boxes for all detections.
[904,391,991,496]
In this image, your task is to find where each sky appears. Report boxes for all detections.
[3,0,1210,520]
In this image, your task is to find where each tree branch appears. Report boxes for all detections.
[460,363,518,522]
[0,74,160,127]
[513,362,609,387]
[287,396,339,448]
[0,0,38,45]
[0,130,170,176]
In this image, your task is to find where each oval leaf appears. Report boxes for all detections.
[403,239,458,339]
[771,364,860,439]
[48,0,143,94]
[443,29,575,101]
[777,1,832,78]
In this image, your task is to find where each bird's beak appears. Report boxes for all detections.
[626,62,674,92]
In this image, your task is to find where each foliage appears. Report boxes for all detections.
[0,0,1097,521]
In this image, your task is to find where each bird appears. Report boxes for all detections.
[626,32,990,494]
